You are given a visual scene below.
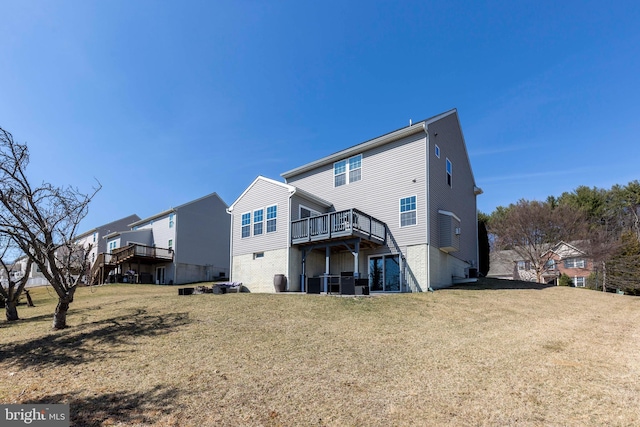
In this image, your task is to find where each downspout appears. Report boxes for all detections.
[286,191,292,291]
[173,210,178,285]
[226,206,234,281]
[424,123,432,292]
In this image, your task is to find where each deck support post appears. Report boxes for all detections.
[324,246,330,293]
[354,241,360,278]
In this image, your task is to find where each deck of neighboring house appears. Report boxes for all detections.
[89,244,173,285]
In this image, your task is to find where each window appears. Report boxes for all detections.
[300,206,321,219]
[253,209,264,235]
[93,232,97,243]
[169,213,175,228]
[334,154,362,187]
[573,277,585,287]
[334,160,347,187]
[254,252,264,259]
[168,239,173,250]
[545,259,556,270]
[564,258,585,268]
[517,260,531,270]
[108,241,117,253]
[400,196,417,227]
[435,144,440,158]
[241,213,251,238]
[348,155,362,183]
[446,158,452,187]
[266,205,277,233]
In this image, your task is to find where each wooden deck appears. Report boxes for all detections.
[291,208,386,246]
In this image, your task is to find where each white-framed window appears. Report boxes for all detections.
[169,213,175,228]
[564,258,585,268]
[517,260,531,270]
[545,259,556,270]
[334,154,362,187]
[435,144,440,158]
[108,241,117,253]
[446,158,452,187]
[399,196,417,227]
[93,232,97,243]
[300,205,321,219]
[241,213,251,238]
[168,239,173,250]
[253,252,264,259]
[266,205,277,233]
[573,276,585,287]
[253,209,264,235]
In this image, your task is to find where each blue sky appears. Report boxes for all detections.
[1,0,639,232]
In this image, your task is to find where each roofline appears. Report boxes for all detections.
[281,109,458,179]
[129,192,226,227]
[227,176,331,213]
[104,228,153,240]
[73,214,141,240]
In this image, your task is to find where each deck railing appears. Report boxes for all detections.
[291,208,386,245]
[111,244,173,264]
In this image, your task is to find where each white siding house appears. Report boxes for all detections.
[229,109,482,293]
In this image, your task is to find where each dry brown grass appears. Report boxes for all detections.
[1,279,639,426]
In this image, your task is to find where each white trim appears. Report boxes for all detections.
[437,209,461,223]
[266,204,278,233]
[240,211,251,238]
[333,153,362,187]
[282,109,458,179]
[399,195,418,228]
[299,204,321,219]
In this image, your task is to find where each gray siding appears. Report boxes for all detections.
[427,112,478,266]
[231,178,291,256]
[285,131,428,251]
[175,193,230,269]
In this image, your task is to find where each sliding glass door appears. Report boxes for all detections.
[369,254,400,292]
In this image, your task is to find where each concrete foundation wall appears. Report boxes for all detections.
[232,248,289,293]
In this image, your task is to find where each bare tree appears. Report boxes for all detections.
[0,126,100,329]
[0,234,33,321]
[489,199,587,283]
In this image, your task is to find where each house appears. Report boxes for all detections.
[1,215,140,288]
[74,214,141,281]
[228,109,482,293]
[543,242,593,286]
[488,241,593,286]
[102,193,230,285]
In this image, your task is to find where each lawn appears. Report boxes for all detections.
[1,280,639,426]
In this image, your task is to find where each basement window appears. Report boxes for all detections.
[254,252,264,259]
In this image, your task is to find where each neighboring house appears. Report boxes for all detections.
[228,109,482,293]
[542,241,593,287]
[74,214,141,282]
[102,193,230,285]
[0,215,140,288]
[488,241,593,286]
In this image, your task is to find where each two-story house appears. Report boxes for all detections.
[488,241,593,286]
[228,109,482,293]
[75,214,141,282]
[103,193,230,285]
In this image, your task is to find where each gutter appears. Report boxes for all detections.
[424,123,431,292]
